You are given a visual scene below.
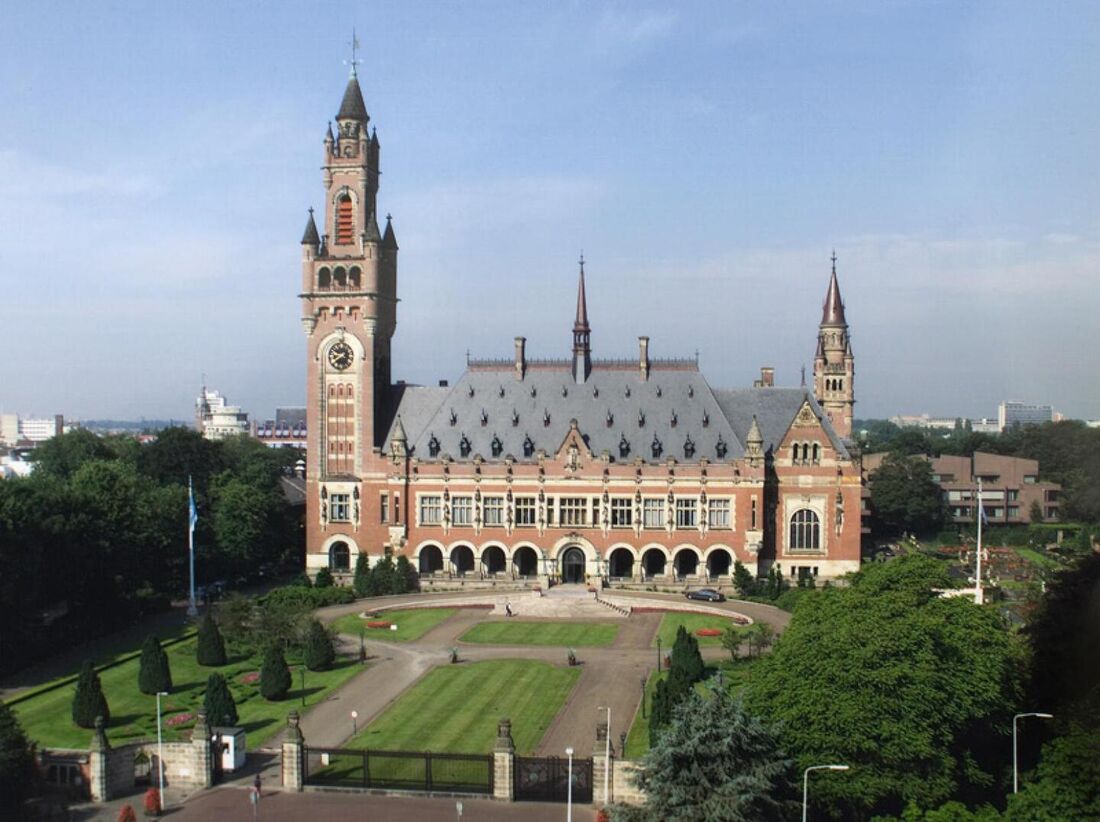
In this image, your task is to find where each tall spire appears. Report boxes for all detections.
[821,250,846,325]
[572,254,591,383]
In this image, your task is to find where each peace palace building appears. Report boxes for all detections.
[299,69,862,585]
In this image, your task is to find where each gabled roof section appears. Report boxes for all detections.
[712,388,850,459]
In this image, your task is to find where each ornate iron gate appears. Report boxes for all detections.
[514,755,593,803]
[303,747,493,795]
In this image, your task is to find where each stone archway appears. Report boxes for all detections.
[481,545,507,576]
[641,548,667,579]
[561,546,586,584]
[673,549,699,579]
[513,546,539,577]
[706,548,733,579]
[328,541,351,571]
[450,544,475,576]
[418,544,443,575]
[608,547,635,579]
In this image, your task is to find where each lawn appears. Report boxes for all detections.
[1013,546,1061,572]
[654,611,739,648]
[12,638,365,750]
[347,659,579,754]
[458,620,619,647]
[329,608,458,642]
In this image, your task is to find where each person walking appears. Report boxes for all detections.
[253,773,262,796]
[505,600,513,617]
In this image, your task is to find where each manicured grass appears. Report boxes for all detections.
[12,639,365,750]
[347,659,579,754]
[459,620,619,647]
[1013,546,1061,572]
[329,608,458,643]
[654,611,739,648]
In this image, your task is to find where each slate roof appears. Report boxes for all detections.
[713,388,849,458]
[337,75,368,122]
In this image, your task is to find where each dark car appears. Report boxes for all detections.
[685,588,726,602]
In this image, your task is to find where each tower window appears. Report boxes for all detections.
[334,266,347,287]
[790,509,821,551]
[318,267,331,289]
[335,195,354,245]
[349,266,361,288]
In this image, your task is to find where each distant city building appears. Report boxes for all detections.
[971,418,1000,434]
[864,451,1060,525]
[0,414,18,445]
[0,447,35,479]
[998,401,1054,431]
[888,414,959,431]
[253,407,307,448]
[0,414,70,446]
[195,388,249,440]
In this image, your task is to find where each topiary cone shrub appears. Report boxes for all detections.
[259,646,291,701]
[203,673,238,727]
[195,613,227,667]
[303,620,335,672]
[72,660,109,729]
[138,635,172,695]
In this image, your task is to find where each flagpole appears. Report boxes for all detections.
[187,475,198,617]
[974,477,984,606]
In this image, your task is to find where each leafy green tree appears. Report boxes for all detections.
[202,673,238,727]
[314,567,334,588]
[733,560,755,597]
[72,659,110,728]
[0,699,34,817]
[303,619,336,672]
[196,613,227,666]
[648,678,672,747]
[721,624,745,661]
[1028,500,1044,525]
[367,555,398,596]
[868,452,945,536]
[747,556,1022,819]
[138,635,172,695]
[893,800,1003,821]
[259,645,292,701]
[634,689,797,821]
[28,428,113,478]
[1005,719,1100,822]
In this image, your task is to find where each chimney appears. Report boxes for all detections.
[639,336,650,381]
[753,367,775,388]
[514,336,526,381]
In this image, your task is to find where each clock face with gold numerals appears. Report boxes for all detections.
[327,341,354,371]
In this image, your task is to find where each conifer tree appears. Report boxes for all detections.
[303,619,335,671]
[314,567,334,588]
[196,612,227,667]
[353,553,371,597]
[394,555,420,593]
[72,660,109,728]
[0,699,34,817]
[259,645,291,701]
[733,560,755,597]
[138,635,172,695]
[202,673,238,727]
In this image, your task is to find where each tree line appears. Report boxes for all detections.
[0,428,302,675]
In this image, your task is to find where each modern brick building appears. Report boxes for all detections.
[297,69,863,584]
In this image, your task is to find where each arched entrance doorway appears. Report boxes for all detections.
[481,545,507,576]
[641,548,666,579]
[706,548,733,580]
[561,546,586,584]
[450,545,475,576]
[513,546,539,577]
[328,541,350,571]
[418,544,443,575]
[608,547,635,579]
[674,549,699,579]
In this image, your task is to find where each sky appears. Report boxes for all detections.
[2,1,1098,422]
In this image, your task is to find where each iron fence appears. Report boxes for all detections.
[303,746,493,795]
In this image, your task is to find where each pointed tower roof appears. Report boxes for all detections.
[747,415,763,446]
[337,74,369,123]
[821,251,847,325]
[574,255,590,333]
[301,208,320,245]
[392,415,407,443]
[365,210,382,242]
[382,214,399,249]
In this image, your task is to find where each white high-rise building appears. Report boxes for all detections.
[196,388,249,440]
[998,402,1054,431]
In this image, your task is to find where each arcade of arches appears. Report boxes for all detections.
[411,542,745,582]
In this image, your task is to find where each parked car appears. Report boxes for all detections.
[685,588,726,602]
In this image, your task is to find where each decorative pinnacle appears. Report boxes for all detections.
[579,251,585,273]
[831,249,838,273]
[345,28,362,78]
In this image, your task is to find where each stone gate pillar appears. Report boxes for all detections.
[88,716,111,802]
[493,717,515,801]
[190,710,214,789]
[281,711,305,791]
[593,720,612,806]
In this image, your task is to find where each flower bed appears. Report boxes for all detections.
[240,672,260,685]
[366,620,392,629]
[165,712,193,728]
[696,628,723,637]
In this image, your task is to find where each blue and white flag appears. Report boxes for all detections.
[188,476,198,531]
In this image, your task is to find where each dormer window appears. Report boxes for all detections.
[459,434,472,458]
[671,411,678,428]
[702,411,709,428]
[688,385,694,398]
[638,410,645,427]
[335,194,354,245]
[511,409,519,427]
[480,409,488,427]
[656,386,662,397]
[523,435,535,458]
[561,385,568,397]
[498,385,505,398]
[543,410,551,427]
[593,386,599,398]
[716,437,727,459]
[530,386,537,397]
[491,435,503,458]
[651,435,662,459]
[467,385,475,398]
[606,410,614,428]
[619,434,630,459]
[684,436,695,458]
[625,385,631,398]
[449,409,457,427]
[428,434,440,458]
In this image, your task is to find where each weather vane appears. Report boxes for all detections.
[345,28,361,77]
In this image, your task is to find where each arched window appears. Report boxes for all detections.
[329,541,351,570]
[349,266,361,288]
[335,195,354,245]
[334,266,347,287]
[790,509,820,551]
[318,267,331,289]
[811,443,821,464]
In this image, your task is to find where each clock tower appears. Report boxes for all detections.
[300,63,399,571]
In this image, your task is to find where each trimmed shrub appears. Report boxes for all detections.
[72,660,109,729]
[314,567,334,588]
[138,635,172,695]
[303,619,335,672]
[0,699,34,817]
[259,584,354,610]
[395,555,420,593]
[202,673,238,727]
[290,572,313,588]
[259,646,291,701]
[353,553,371,597]
[196,613,227,667]
[118,804,137,822]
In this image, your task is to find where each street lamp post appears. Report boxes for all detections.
[640,675,647,718]
[656,636,662,672]
[351,710,359,736]
[802,764,848,822]
[565,747,574,822]
[1013,712,1053,793]
[156,691,168,811]
[300,667,306,707]
[598,706,611,805]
